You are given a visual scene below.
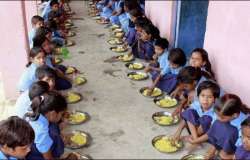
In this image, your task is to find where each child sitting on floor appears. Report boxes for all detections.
[124,8,143,46]
[15,81,50,119]
[0,116,35,160]
[120,0,139,33]
[33,34,72,90]
[25,91,67,160]
[145,38,186,94]
[109,0,125,26]
[29,15,45,48]
[189,48,215,80]
[18,47,46,92]
[16,65,57,118]
[235,117,250,159]
[136,23,156,60]
[203,94,244,159]
[172,81,220,152]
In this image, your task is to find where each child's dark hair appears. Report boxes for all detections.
[50,0,59,7]
[29,81,50,100]
[35,26,52,39]
[177,66,202,84]
[134,17,151,28]
[141,23,158,40]
[241,117,250,128]
[0,116,34,148]
[155,38,169,50]
[168,48,187,67]
[129,8,143,18]
[191,48,214,78]
[124,0,140,11]
[215,94,250,116]
[197,80,220,98]
[26,91,67,121]
[35,65,56,80]
[26,47,44,67]
[46,19,58,31]
[33,33,47,48]
[31,15,44,25]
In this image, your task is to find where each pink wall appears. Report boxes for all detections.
[0,1,37,100]
[204,2,250,106]
[145,1,174,43]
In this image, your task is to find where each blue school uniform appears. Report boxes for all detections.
[231,112,248,147]
[109,0,124,25]
[0,150,17,160]
[28,28,36,48]
[96,0,109,11]
[181,101,216,133]
[137,40,154,60]
[46,55,55,69]
[150,50,181,93]
[100,0,115,20]
[42,0,52,21]
[119,12,130,33]
[15,90,31,118]
[235,145,250,160]
[207,120,238,154]
[125,23,136,46]
[18,63,38,92]
[26,114,64,160]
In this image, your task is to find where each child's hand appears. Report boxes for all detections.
[172,105,182,117]
[153,54,158,60]
[186,136,196,144]
[144,66,151,73]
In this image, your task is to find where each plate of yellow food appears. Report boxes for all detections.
[66,31,76,37]
[125,62,144,70]
[65,23,73,27]
[154,96,178,108]
[65,19,73,24]
[65,40,75,47]
[107,38,124,45]
[65,152,92,160]
[66,111,89,125]
[66,92,82,104]
[139,87,163,98]
[110,46,128,53]
[113,28,123,33]
[74,76,87,86]
[96,19,109,24]
[152,135,183,153]
[114,32,124,38]
[116,54,134,62]
[181,154,205,160]
[92,16,101,20]
[127,72,148,81]
[110,24,120,30]
[65,130,91,149]
[152,111,179,126]
[66,66,77,74]
[55,57,63,64]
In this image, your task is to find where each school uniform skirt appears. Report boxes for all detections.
[181,109,212,133]
[151,71,177,94]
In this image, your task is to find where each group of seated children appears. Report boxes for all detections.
[0,1,78,160]
[93,0,250,159]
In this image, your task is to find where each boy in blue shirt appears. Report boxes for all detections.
[0,116,34,160]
